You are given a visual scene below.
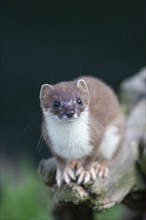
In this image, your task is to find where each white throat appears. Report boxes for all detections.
[43,109,92,160]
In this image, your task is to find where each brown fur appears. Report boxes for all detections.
[40,76,125,185]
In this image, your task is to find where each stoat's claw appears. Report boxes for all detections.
[76,167,83,177]
[56,163,109,186]
[84,172,90,184]
[76,166,96,185]
[94,163,109,178]
[90,167,96,180]
[56,166,76,186]
[64,172,71,185]
[76,163,109,185]
[64,166,76,184]
[77,170,85,184]
[56,169,63,187]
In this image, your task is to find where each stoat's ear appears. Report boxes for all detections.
[76,79,89,95]
[39,84,54,103]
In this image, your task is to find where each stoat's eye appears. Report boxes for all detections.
[77,98,82,105]
[53,100,61,108]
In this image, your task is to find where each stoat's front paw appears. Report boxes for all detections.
[76,163,109,185]
[76,166,96,185]
[56,166,76,187]
[93,163,109,178]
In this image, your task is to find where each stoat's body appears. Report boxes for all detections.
[40,76,125,186]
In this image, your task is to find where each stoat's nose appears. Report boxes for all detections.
[65,109,75,118]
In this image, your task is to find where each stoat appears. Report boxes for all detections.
[40,76,125,186]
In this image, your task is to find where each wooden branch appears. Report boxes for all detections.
[38,70,146,214]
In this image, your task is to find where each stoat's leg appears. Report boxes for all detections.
[76,162,109,184]
[76,165,97,184]
[93,162,109,178]
[75,153,98,184]
[63,165,76,184]
[56,157,76,187]
[76,156,110,185]
[71,160,96,184]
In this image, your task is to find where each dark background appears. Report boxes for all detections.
[1,1,145,164]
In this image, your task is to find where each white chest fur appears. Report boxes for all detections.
[44,110,92,160]
[99,124,121,159]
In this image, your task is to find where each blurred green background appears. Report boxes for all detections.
[1,160,126,220]
[1,0,145,219]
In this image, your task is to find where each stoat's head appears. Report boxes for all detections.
[40,79,90,122]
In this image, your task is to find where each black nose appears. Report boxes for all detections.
[66,109,75,118]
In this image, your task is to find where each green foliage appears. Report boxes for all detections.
[94,204,124,220]
[0,160,51,220]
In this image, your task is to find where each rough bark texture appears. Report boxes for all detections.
[38,68,146,219]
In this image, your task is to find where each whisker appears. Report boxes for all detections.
[21,121,35,134]
[20,109,43,134]
[37,128,46,153]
